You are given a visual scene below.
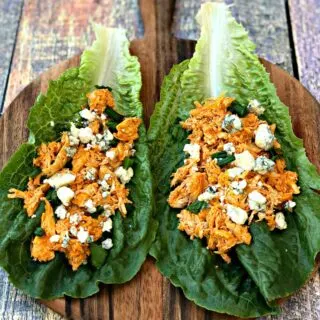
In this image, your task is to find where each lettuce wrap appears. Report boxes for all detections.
[148,3,320,318]
[0,25,157,299]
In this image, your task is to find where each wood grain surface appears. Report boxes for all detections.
[0,0,23,109]
[0,0,320,317]
[2,0,143,111]
[0,0,319,319]
[289,0,320,102]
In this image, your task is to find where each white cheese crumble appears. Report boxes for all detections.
[254,156,275,174]
[69,213,80,225]
[94,129,114,151]
[70,123,80,138]
[102,238,113,250]
[106,150,116,160]
[255,124,275,150]
[275,212,287,230]
[198,185,219,202]
[223,142,235,155]
[100,180,110,192]
[102,191,109,198]
[79,108,96,122]
[284,200,296,212]
[78,127,94,144]
[100,114,107,120]
[104,129,114,142]
[227,167,244,179]
[183,143,200,161]
[49,235,60,243]
[191,165,198,173]
[50,121,55,127]
[69,226,78,237]
[247,99,265,115]
[248,190,267,211]
[103,174,111,181]
[231,180,247,195]
[85,168,97,181]
[84,199,96,213]
[69,135,80,146]
[77,227,89,244]
[44,172,76,189]
[235,151,255,171]
[57,186,75,206]
[102,219,113,232]
[226,204,248,225]
[115,166,134,184]
[103,205,113,217]
[61,234,70,248]
[55,205,67,220]
[222,114,242,133]
[66,147,77,157]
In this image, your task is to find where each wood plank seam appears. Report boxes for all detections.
[284,0,300,80]
[0,0,24,115]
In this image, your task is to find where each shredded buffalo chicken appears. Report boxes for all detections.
[168,96,299,263]
[9,88,141,270]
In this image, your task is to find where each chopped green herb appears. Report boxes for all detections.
[228,101,248,117]
[211,151,228,159]
[217,155,235,167]
[107,120,118,131]
[211,151,235,166]
[109,138,119,147]
[91,206,104,219]
[90,243,108,268]
[34,227,45,237]
[187,200,209,213]
[46,189,60,206]
[269,148,283,161]
[94,85,112,91]
[123,157,134,169]
[104,108,124,122]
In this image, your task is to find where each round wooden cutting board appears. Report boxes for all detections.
[0,36,319,319]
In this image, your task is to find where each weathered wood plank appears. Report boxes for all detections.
[289,0,320,101]
[0,0,23,112]
[3,0,143,111]
[0,270,62,320]
[173,0,293,73]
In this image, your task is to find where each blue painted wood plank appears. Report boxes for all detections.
[0,0,23,113]
[289,0,320,101]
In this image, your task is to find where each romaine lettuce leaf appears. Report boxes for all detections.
[148,2,320,316]
[148,61,278,318]
[80,24,142,117]
[0,25,157,299]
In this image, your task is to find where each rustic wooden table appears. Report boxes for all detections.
[0,0,319,319]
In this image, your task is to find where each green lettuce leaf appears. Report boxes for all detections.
[148,2,320,317]
[148,61,278,318]
[80,24,142,117]
[0,25,157,299]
